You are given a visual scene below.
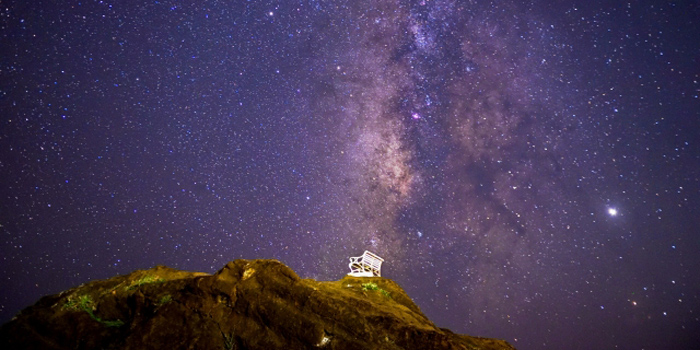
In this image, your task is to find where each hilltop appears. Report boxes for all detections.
[0,259,515,350]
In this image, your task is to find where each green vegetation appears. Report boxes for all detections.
[361,282,379,291]
[101,318,126,327]
[126,274,165,290]
[222,331,236,350]
[157,294,172,306]
[361,282,391,298]
[217,321,237,350]
[60,273,166,328]
[63,294,125,327]
[62,295,82,310]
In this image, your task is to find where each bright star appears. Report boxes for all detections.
[607,208,618,216]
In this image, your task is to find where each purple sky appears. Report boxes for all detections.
[1,1,699,349]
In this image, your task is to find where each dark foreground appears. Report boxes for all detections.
[1,259,516,350]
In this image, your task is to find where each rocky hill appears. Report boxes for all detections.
[0,259,516,350]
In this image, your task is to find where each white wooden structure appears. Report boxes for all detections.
[348,250,384,277]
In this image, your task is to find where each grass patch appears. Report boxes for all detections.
[126,274,165,290]
[222,331,236,350]
[361,282,391,298]
[361,282,379,291]
[157,294,172,306]
[101,318,126,327]
[62,295,82,310]
[63,294,125,327]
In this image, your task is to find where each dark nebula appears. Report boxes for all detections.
[1,1,699,349]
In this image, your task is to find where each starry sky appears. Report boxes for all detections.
[1,1,699,349]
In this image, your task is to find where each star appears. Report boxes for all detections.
[1,1,698,350]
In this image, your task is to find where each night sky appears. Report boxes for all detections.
[1,1,699,349]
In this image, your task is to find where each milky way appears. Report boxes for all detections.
[307,0,596,337]
[1,1,699,349]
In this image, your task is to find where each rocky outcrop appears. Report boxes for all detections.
[0,259,516,350]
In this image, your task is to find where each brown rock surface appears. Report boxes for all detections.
[0,259,516,350]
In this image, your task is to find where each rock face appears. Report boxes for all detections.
[0,259,516,350]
